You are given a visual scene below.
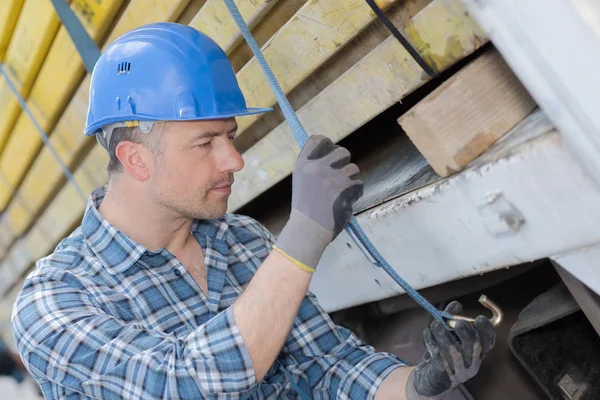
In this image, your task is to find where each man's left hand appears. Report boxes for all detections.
[406,301,496,399]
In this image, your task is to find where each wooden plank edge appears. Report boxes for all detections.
[398,47,537,177]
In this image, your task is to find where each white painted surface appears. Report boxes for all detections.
[463,0,600,191]
[552,243,600,296]
[310,111,600,312]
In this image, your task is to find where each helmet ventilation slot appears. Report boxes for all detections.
[117,62,131,75]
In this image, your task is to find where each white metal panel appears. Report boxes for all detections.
[552,243,600,296]
[310,111,600,312]
[462,0,600,191]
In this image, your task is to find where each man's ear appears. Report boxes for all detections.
[115,141,152,181]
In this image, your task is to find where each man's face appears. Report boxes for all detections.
[148,118,244,220]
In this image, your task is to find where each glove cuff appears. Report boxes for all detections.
[274,209,332,268]
[406,369,448,400]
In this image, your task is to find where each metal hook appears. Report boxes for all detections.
[446,295,503,328]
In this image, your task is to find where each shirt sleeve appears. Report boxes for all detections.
[258,222,407,399]
[12,270,257,400]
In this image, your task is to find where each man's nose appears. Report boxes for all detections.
[220,139,245,173]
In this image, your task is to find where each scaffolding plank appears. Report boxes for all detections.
[0,1,25,61]
[0,0,125,209]
[0,0,63,152]
[233,0,398,139]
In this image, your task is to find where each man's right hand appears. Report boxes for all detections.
[275,135,363,269]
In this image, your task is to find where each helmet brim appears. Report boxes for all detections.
[84,107,274,136]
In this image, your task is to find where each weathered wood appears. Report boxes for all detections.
[398,48,537,177]
[0,0,125,210]
[0,0,62,153]
[189,0,277,54]
[0,0,24,61]
[175,0,207,25]
[28,146,109,262]
[228,0,487,212]
[234,0,432,154]
[233,0,399,138]
[228,0,308,72]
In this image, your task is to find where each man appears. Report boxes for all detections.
[12,23,494,399]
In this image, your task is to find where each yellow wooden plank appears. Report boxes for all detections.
[189,0,277,53]
[0,0,63,152]
[29,146,108,262]
[23,225,47,265]
[0,0,124,209]
[233,0,397,138]
[228,0,487,211]
[0,0,25,61]
[103,0,191,44]
[5,198,28,237]
[228,0,309,72]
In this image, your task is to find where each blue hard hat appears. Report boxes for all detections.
[84,22,272,137]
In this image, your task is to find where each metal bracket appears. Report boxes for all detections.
[478,193,525,236]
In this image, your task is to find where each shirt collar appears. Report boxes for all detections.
[82,186,230,274]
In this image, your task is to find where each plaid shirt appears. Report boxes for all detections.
[12,186,405,399]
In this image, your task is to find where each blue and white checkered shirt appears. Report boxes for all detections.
[12,186,405,399]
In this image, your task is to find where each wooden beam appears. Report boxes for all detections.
[233,0,399,139]
[398,48,537,177]
[0,0,24,61]
[0,0,125,210]
[228,0,309,72]
[233,0,432,154]
[189,0,277,54]
[0,0,63,153]
[228,0,487,211]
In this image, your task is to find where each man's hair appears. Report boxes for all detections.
[107,124,163,178]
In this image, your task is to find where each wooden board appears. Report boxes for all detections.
[0,0,125,210]
[228,0,487,211]
[398,48,537,176]
[228,0,309,72]
[26,146,108,263]
[233,0,398,138]
[233,0,432,154]
[0,1,24,61]
[0,0,63,152]
[189,0,277,54]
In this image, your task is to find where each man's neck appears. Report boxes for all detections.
[98,182,195,253]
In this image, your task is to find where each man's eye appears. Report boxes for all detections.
[198,141,211,148]
[228,135,236,142]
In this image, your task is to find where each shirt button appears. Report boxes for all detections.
[174,270,182,277]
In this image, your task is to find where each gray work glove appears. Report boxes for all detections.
[275,135,363,268]
[406,302,496,399]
